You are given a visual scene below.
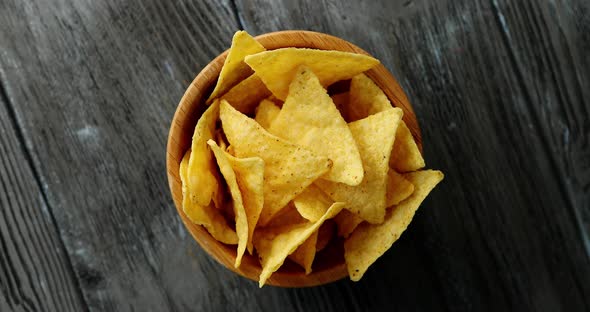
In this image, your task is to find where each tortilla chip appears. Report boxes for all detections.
[269,66,363,186]
[220,100,333,226]
[386,170,415,207]
[209,141,265,256]
[180,150,237,245]
[245,48,379,100]
[316,220,335,252]
[255,98,281,129]
[334,210,364,238]
[345,170,444,281]
[208,31,265,101]
[187,100,220,207]
[346,74,424,172]
[287,230,319,274]
[254,202,344,287]
[347,74,392,121]
[221,74,271,115]
[316,108,403,224]
[207,141,249,267]
[264,202,307,228]
[390,121,425,172]
[293,184,334,222]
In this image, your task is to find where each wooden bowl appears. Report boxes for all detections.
[166,30,422,287]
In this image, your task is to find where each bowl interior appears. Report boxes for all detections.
[166,30,421,287]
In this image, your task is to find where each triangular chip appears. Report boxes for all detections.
[255,98,280,129]
[208,31,265,101]
[254,202,344,287]
[315,220,336,252]
[389,121,425,172]
[207,140,249,267]
[245,48,379,100]
[347,74,424,172]
[269,66,363,185]
[219,100,333,226]
[333,210,364,238]
[187,100,220,207]
[293,184,334,222]
[264,202,307,228]
[287,230,319,274]
[316,108,403,224]
[180,150,237,245]
[347,74,392,121]
[386,170,415,207]
[221,74,271,115]
[345,170,444,281]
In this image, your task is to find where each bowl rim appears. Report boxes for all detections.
[166,30,422,287]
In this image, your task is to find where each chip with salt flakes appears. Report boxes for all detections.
[269,66,363,186]
[316,108,403,224]
[386,170,415,207]
[254,202,344,287]
[180,150,237,245]
[208,31,265,101]
[344,170,443,281]
[245,48,379,100]
[220,100,332,226]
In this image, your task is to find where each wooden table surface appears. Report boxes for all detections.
[1,0,588,311]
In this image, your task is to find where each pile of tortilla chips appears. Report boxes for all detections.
[180,31,443,287]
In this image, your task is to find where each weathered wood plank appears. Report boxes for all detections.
[0,1,273,311]
[235,0,590,310]
[0,88,86,311]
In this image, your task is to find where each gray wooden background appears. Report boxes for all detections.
[1,0,589,311]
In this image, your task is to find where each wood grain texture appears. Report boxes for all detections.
[0,92,86,311]
[235,0,590,310]
[0,0,588,311]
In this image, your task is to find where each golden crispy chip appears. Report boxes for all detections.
[208,141,249,267]
[347,74,392,121]
[254,202,344,287]
[209,140,265,256]
[316,108,403,224]
[220,100,333,226]
[221,74,271,115]
[347,74,424,172]
[208,31,265,101]
[187,100,220,207]
[269,66,363,185]
[287,230,319,274]
[334,210,364,238]
[224,153,264,254]
[264,202,307,228]
[316,220,335,252]
[389,121,425,172]
[180,150,238,245]
[293,184,334,222]
[386,170,415,207]
[245,48,379,100]
[345,170,443,281]
[254,98,281,129]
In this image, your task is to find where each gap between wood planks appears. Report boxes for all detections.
[0,69,90,311]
